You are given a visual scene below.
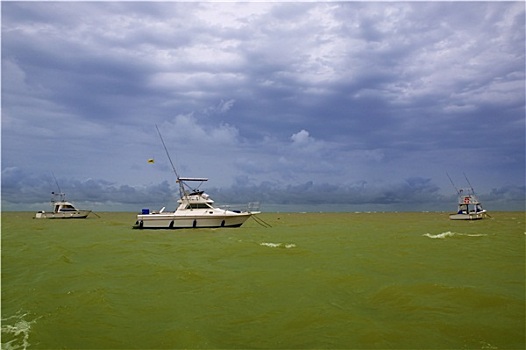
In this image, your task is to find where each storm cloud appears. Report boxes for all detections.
[2,2,524,212]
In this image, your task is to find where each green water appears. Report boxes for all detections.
[1,212,525,349]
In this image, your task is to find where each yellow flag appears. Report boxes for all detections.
[147,158,155,164]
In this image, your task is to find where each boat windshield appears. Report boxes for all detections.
[58,204,77,212]
[186,203,212,210]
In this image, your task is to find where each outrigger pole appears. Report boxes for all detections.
[155,124,186,198]
[52,172,62,194]
[51,172,66,202]
[463,173,476,194]
[155,124,180,179]
[446,172,460,194]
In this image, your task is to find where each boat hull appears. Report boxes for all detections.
[133,212,255,229]
[34,210,91,219]
[449,211,487,220]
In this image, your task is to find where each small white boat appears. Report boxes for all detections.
[133,126,260,229]
[449,190,488,220]
[134,178,259,229]
[447,173,489,220]
[34,192,92,219]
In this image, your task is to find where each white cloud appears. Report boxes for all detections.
[291,129,311,145]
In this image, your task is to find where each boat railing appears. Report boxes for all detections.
[248,202,260,212]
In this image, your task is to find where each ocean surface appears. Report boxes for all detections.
[1,211,524,349]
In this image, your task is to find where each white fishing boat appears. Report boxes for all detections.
[449,190,488,220]
[447,174,489,220]
[34,192,92,219]
[133,126,261,229]
[134,178,260,229]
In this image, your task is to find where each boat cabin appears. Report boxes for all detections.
[55,202,78,213]
[456,194,483,214]
[177,191,215,211]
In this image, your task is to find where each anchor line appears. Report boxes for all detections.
[251,215,272,228]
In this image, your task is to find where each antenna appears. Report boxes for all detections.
[446,172,460,194]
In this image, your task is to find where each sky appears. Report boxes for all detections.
[2,1,525,212]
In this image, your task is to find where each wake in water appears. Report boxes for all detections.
[423,231,487,239]
[260,242,296,248]
[1,311,39,350]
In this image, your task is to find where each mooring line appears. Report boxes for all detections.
[252,215,272,228]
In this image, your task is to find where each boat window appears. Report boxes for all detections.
[186,203,212,209]
[59,204,76,212]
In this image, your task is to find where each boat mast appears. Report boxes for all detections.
[155,124,185,198]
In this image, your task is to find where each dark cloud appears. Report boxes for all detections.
[2,167,523,212]
[2,2,524,211]
[1,168,175,210]
[211,176,443,206]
